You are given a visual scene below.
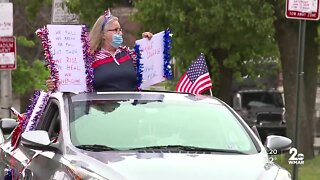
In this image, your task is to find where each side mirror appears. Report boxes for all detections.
[265,135,291,154]
[21,130,59,152]
[233,93,242,110]
[0,118,18,137]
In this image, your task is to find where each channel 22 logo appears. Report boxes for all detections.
[288,148,304,165]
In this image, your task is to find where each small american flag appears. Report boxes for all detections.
[175,53,212,94]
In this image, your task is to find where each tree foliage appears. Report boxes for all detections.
[66,0,132,26]
[134,0,277,65]
[133,0,279,101]
[12,57,49,94]
[11,0,52,96]
[12,37,49,94]
[62,0,280,101]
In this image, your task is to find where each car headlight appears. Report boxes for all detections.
[275,168,291,180]
[66,165,108,180]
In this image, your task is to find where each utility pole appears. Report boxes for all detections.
[0,0,13,118]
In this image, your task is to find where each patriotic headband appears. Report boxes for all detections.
[101,9,112,31]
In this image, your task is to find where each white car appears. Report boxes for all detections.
[0,91,292,179]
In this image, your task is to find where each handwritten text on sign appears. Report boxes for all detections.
[47,25,87,92]
[136,31,165,89]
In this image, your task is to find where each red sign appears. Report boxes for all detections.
[286,0,320,20]
[0,36,16,70]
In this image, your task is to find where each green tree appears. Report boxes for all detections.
[66,0,132,25]
[12,36,49,95]
[12,0,52,110]
[267,1,318,160]
[133,0,278,104]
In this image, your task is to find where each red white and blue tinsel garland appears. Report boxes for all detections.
[133,44,143,89]
[35,26,59,92]
[10,91,50,148]
[10,114,27,148]
[81,25,94,92]
[11,90,40,148]
[163,28,173,79]
[22,90,41,131]
[24,91,50,132]
[4,168,13,180]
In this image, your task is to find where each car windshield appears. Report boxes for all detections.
[69,96,258,154]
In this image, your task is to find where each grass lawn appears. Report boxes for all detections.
[274,154,320,180]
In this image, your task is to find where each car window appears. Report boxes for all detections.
[242,92,284,109]
[70,100,258,154]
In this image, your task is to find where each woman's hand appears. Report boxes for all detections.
[46,79,56,91]
[142,32,153,40]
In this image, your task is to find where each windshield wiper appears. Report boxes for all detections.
[128,145,247,155]
[76,144,119,152]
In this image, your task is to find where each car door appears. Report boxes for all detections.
[23,98,67,179]
[1,98,66,179]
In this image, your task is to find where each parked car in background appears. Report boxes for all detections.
[233,89,286,141]
[0,91,291,179]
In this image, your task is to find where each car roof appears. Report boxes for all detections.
[51,91,224,106]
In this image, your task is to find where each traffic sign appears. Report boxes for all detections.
[51,0,79,24]
[0,3,13,36]
[0,36,16,70]
[286,0,320,20]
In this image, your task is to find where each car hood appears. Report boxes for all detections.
[65,151,280,180]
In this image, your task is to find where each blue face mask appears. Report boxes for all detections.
[111,34,123,48]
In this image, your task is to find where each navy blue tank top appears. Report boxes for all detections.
[92,49,137,92]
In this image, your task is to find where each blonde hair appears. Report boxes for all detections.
[89,15,119,53]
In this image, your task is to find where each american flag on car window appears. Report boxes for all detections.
[175,53,212,94]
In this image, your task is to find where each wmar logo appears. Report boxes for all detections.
[288,147,304,165]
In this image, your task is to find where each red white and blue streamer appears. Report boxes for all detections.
[134,44,143,89]
[81,25,94,92]
[24,91,50,132]
[10,91,50,148]
[36,26,59,92]
[163,28,173,79]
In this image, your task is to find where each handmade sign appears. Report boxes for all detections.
[36,24,93,93]
[135,29,173,89]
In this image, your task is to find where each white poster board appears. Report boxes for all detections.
[135,31,166,89]
[47,25,87,92]
[0,3,13,36]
